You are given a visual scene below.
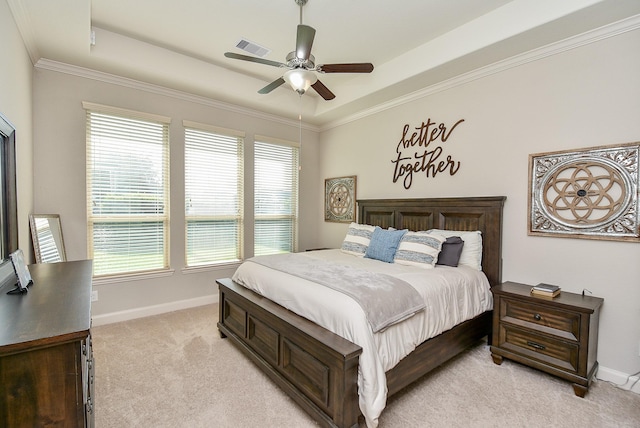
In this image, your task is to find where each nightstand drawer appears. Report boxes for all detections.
[500,297,580,342]
[499,325,579,373]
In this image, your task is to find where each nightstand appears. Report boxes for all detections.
[490,281,604,397]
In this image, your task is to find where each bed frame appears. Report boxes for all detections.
[217,196,505,428]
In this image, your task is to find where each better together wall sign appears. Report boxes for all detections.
[392,117,465,189]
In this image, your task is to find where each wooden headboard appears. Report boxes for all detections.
[357,196,506,286]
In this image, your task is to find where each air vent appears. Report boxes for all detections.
[235,38,271,58]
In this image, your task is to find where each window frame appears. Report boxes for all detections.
[84,102,171,279]
[253,135,300,256]
[183,120,245,268]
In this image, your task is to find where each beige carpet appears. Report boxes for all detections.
[92,305,640,427]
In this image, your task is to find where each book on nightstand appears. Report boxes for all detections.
[530,283,561,298]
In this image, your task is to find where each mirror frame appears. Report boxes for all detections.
[0,112,18,260]
[29,214,67,263]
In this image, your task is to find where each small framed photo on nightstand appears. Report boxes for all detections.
[8,249,33,294]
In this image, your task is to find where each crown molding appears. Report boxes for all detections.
[7,0,40,64]
[320,13,640,132]
[34,59,320,133]
[32,12,640,135]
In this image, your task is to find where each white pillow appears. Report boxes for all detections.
[394,231,445,268]
[340,223,376,257]
[428,229,482,271]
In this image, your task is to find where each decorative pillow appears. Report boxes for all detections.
[364,227,407,263]
[394,231,445,268]
[436,236,465,267]
[341,223,376,256]
[428,229,482,270]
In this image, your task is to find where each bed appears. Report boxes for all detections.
[217,196,505,428]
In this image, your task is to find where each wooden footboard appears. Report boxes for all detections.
[218,278,492,428]
[217,278,362,428]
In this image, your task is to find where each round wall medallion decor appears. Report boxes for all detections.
[529,143,640,241]
[539,158,631,228]
[328,182,352,218]
[325,176,356,222]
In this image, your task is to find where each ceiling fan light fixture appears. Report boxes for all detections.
[283,68,317,95]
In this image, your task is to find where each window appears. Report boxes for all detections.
[184,121,244,266]
[254,136,299,256]
[84,102,170,277]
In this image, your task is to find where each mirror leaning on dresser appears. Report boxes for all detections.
[29,214,67,263]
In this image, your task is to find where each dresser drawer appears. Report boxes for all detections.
[499,324,579,373]
[500,297,580,341]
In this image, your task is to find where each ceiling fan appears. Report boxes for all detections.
[224,0,374,100]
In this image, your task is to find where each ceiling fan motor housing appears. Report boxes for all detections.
[286,51,315,69]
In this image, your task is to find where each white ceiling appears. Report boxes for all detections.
[8,0,640,126]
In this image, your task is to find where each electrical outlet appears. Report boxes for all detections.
[91,290,98,302]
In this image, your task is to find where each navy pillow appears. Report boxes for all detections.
[365,227,407,263]
[436,236,465,267]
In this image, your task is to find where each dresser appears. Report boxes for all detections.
[0,260,94,427]
[490,281,603,397]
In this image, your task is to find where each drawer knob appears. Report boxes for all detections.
[534,313,542,321]
[527,340,546,351]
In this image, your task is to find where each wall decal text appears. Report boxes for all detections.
[392,118,464,189]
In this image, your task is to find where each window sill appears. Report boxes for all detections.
[92,268,175,285]
[181,261,241,275]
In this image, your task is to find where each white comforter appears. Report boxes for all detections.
[231,249,493,427]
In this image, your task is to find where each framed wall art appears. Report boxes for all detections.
[325,175,356,223]
[528,142,640,242]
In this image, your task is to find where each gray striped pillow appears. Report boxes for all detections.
[394,231,445,268]
[341,223,376,256]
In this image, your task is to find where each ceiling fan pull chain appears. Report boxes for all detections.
[298,93,303,171]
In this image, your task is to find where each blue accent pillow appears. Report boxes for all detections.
[364,227,407,263]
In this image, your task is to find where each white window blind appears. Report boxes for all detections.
[85,103,170,277]
[254,137,299,256]
[184,122,244,266]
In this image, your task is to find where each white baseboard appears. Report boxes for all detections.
[596,365,640,394]
[92,294,217,326]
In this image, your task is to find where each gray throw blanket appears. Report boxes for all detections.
[247,253,425,332]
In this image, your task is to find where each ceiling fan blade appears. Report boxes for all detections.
[224,52,287,68]
[258,77,286,94]
[311,80,335,100]
[296,24,316,61]
[317,63,374,73]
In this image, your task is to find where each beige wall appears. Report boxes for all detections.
[32,68,321,320]
[318,29,640,383]
[0,0,33,253]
